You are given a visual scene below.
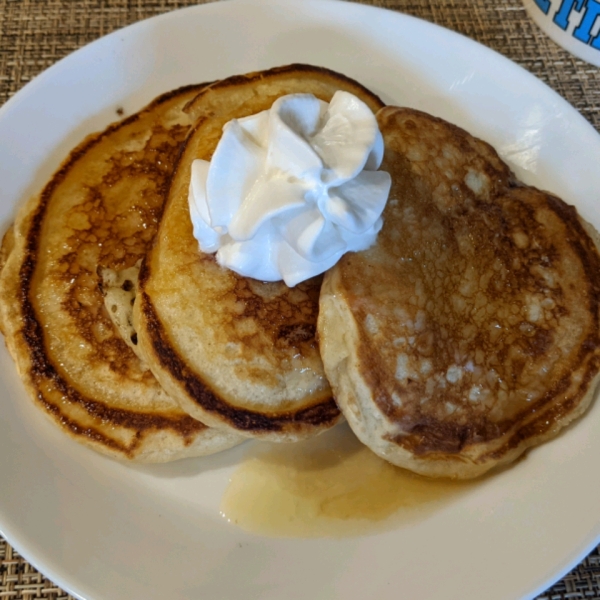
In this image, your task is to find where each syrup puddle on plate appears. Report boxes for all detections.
[220,422,480,537]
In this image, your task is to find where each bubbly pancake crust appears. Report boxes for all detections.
[0,84,243,461]
[135,64,385,441]
[318,107,600,478]
[138,271,340,434]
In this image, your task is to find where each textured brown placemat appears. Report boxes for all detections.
[0,1,599,599]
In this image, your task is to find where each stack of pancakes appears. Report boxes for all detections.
[1,65,599,478]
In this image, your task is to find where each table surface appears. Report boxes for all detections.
[0,1,599,599]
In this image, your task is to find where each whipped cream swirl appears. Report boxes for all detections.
[188,91,391,287]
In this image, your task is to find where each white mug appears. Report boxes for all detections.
[523,0,600,66]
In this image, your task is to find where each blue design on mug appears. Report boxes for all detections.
[533,0,600,49]
[553,0,586,28]
[534,0,551,14]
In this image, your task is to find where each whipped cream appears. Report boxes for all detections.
[188,91,391,287]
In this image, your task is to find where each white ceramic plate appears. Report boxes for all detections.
[1,1,599,599]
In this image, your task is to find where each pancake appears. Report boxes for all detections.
[134,65,385,441]
[318,107,600,479]
[0,85,244,462]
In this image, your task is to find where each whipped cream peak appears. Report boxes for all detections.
[189,90,391,287]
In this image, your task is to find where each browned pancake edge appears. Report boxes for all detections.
[185,63,385,117]
[319,106,600,478]
[137,273,341,437]
[0,83,240,462]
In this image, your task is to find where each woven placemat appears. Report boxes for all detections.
[0,1,599,599]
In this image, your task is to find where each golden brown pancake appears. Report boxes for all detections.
[318,107,600,478]
[0,85,244,462]
[134,65,385,442]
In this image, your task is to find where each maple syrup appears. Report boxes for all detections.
[221,423,478,537]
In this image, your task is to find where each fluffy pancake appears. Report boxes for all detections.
[135,65,385,441]
[0,85,244,462]
[318,107,600,478]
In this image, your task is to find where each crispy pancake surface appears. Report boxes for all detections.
[135,65,385,441]
[0,85,244,462]
[318,107,600,478]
